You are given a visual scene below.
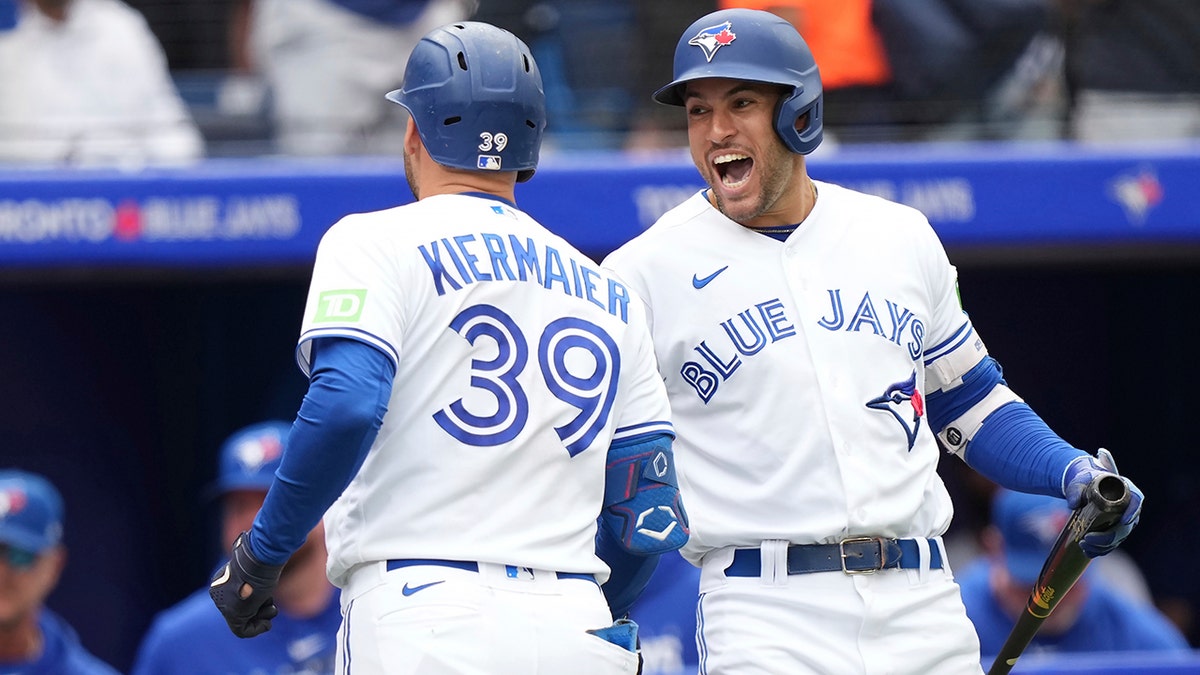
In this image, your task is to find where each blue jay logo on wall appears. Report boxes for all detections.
[866,371,924,450]
[688,21,737,62]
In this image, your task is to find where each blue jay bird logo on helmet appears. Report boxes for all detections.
[688,21,737,62]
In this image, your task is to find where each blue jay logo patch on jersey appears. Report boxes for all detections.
[865,370,925,451]
[477,155,502,171]
[688,21,736,62]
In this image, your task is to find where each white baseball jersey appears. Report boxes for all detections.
[603,181,989,566]
[298,193,673,587]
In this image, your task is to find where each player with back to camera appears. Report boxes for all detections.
[601,8,1145,674]
[132,421,341,675]
[209,20,688,674]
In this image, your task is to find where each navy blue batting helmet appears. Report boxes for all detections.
[386,22,546,182]
[654,9,823,155]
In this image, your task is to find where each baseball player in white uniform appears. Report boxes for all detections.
[209,21,687,674]
[602,9,1144,674]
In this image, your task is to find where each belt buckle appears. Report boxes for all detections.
[839,537,883,575]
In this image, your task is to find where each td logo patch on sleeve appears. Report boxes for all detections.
[314,289,367,323]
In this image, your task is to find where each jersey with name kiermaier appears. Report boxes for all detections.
[603,181,986,566]
[298,193,673,587]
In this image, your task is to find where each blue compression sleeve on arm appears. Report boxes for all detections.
[247,337,394,564]
[963,401,1088,497]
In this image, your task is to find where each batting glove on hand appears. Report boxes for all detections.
[1062,448,1143,558]
[209,532,284,638]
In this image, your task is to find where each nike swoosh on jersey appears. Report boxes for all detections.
[692,266,729,289]
[401,580,446,596]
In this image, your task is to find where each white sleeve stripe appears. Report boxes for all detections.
[612,421,674,441]
[925,323,974,362]
[296,328,400,376]
[936,385,1023,457]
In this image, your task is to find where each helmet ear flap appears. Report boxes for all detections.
[775,87,823,155]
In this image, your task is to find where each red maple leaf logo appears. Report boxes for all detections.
[715,28,735,45]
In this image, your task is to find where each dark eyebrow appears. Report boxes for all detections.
[684,82,773,103]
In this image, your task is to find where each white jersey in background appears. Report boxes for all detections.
[298,193,673,588]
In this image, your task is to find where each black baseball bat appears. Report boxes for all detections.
[986,465,1131,675]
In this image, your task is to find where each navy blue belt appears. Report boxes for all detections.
[386,558,595,583]
[724,538,943,577]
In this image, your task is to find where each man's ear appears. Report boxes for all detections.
[404,116,420,156]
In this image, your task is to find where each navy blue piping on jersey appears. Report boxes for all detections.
[924,320,974,363]
[342,598,353,673]
[249,337,395,565]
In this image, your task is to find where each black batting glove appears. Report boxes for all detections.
[209,531,284,638]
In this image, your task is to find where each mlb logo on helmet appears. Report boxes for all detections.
[477,155,502,171]
[688,20,736,63]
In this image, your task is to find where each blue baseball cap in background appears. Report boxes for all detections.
[211,421,291,496]
[992,488,1073,584]
[0,469,64,553]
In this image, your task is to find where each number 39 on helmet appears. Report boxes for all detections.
[653,8,823,156]
[387,22,547,182]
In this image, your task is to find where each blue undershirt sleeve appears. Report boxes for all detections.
[963,401,1087,497]
[247,336,395,564]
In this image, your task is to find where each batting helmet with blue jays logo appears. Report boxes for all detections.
[653,9,823,155]
[386,22,547,182]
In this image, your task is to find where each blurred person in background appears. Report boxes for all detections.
[0,469,120,675]
[229,0,473,156]
[0,0,204,166]
[717,0,896,145]
[1061,0,1200,144]
[627,551,701,675]
[624,0,717,152]
[132,421,340,675]
[958,488,1189,658]
[472,0,641,150]
[871,0,1060,141]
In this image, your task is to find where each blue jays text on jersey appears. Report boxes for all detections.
[678,288,926,404]
[816,288,926,360]
[418,230,632,324]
